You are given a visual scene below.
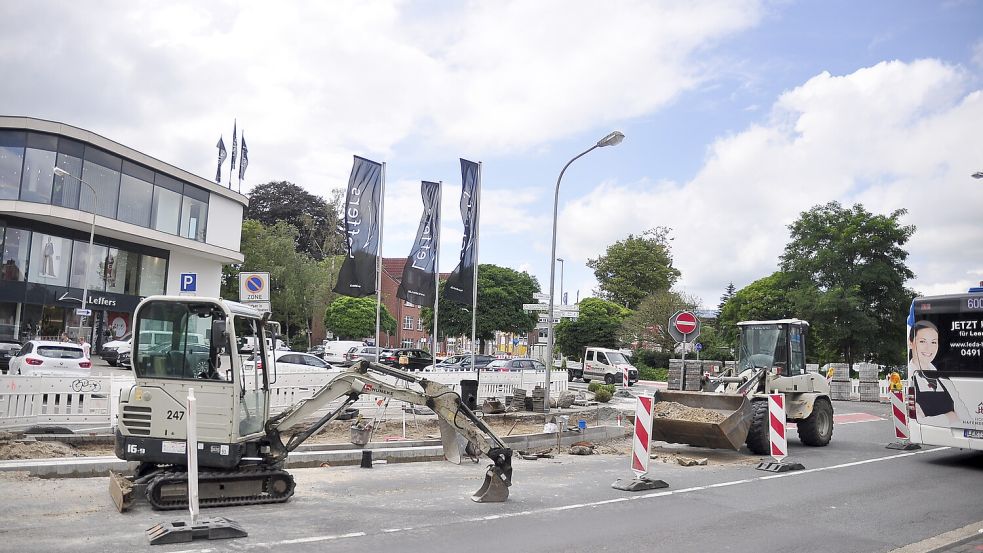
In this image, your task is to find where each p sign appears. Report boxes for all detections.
[180,273,197,293]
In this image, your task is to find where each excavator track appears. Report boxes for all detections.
[145,466,295,510]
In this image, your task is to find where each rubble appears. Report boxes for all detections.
[653,401,727,424]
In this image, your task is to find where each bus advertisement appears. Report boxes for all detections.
[906,289,983,449]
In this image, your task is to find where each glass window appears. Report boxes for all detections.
[401,339,413,348]
[28,233,72,287]
[19,134,58,203]
[132,300,215,380]
[69,240,109,291]
[403,316,413,330]
[139,255,167,295]
[104,248,141,295]
[80,147,122,218]
[151,184,181,234]
[118,162,154,227]
[51,139,84,209]
[1,227,30,282]
[0,131,26,200]
[180,194,208,241]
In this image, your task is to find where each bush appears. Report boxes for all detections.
[594,388,613,403]
[635,349,671,369]
[638,366,668,382]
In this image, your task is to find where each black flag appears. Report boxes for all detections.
[445,159,479,304]
[238,133,248,181]
[215,137,227,183]
[397,181,441,306]
[230,120,238,171]
[334,156,383,297]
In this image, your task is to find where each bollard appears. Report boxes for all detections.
[360,450,373,468]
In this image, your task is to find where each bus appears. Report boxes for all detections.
[906,287,983,449]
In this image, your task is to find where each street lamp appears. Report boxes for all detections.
[556,258,564,306]
[543,131,624,415]
[53,167,97,342]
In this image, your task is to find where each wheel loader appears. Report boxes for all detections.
[108,296,512,512]
[651,319,833,454]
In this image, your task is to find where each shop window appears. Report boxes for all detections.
[19,133,58,204]
[80,147,122,218]
[69,240,109,291]
[139,255,167,296]
[27,233,72,287]
[50,139,84,209]
[1,227,30,282]
[0,302,16,341]
[104,248,141,295]
[0,130,25,200]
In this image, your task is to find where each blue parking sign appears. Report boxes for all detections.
[180,273,197,292]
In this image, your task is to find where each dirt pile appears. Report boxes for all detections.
[653,401,727,424]
[0,434,85,460]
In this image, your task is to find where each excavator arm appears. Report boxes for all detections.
[264,360,512,502]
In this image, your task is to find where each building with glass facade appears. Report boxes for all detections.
[0,116,247,349]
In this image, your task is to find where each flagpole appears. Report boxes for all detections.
[471,163,481,385]
[374,162,386,362]
[229,119,237,187]
[431,181,441,369]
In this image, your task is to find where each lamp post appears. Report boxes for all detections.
[543,131,625,415]
[53,167,97,342]
[556,257,564,306]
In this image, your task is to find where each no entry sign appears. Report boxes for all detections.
[668,310,701,343]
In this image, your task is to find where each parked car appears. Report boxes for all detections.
[7,340,92,376]
[307,345,326,358]
[379,348,435,371]
[322,340,365,364]
[484,358,548,372]
[118,348,131,370]
[344,346,383,365]
[0,339,22,374]
[274,351,332,372]
[100,332,132,366]
[437,354,496,371]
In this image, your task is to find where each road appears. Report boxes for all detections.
[0,400,980,552]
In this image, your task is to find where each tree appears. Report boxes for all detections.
[779,202,916,367]
[717,272,800,341]
[245,181,345,259]
[324,296,396,340]
[423,265,539,349]
[587,227,681,309]
[554,298,631,360]
[620,290,699,353]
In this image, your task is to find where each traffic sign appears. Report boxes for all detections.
[695,342,703,352]
[522,303,550,312]
[75,308,92,317]
[180,272,197,293]
[533,293,551,301]
[668,310,701,343]
[239,272,270,302]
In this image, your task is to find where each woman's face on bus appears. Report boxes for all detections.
[910,327,939,364]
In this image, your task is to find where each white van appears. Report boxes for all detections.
[569,347,639,385]
[322,340,364,364]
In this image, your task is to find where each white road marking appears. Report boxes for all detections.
[179,446,949,552]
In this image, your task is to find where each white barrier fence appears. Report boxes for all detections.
[0,369,570,432]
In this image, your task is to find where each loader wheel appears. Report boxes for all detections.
[604,374,615,385]
[797,397,833,447]
[746,399,770,455]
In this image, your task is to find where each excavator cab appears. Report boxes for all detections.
[736,319,808,378]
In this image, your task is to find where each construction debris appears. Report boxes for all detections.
[653,401,727,424]
[676,456,708,467]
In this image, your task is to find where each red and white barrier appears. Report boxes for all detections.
[891,390,909,440]
[768,393,787,462]
[622,366,629,389]
[631,395,653,476]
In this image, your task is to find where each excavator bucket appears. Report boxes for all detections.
[472,466,510,503]
[108,470,135,513]
[650,390,753,450]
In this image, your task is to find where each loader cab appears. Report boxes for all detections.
[737,319,808,377]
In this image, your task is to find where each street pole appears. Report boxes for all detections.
[556,258,564,306]
[54,167,96,343]
[544,131,624,417]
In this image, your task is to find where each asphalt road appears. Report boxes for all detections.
[0,400,980,553]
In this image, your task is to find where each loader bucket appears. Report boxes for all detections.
[472,466,510,503]
[650,390,753,450]
[109,470,135,513]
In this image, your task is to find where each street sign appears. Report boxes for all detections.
[75,308,92,317]
[522,303,550,312]
[554,308,579,318]
[180,273,197,293]
[239,272,270,302]
[247,301,272,313]
[668,310,701,343]
[533,293,551,301]
[695,342,703,352]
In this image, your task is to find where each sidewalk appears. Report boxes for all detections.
[891,521,983,553]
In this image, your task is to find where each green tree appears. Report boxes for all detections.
[779,202,916,367]
[423,265,539,349]
[587,227,681,309]
[554,298,631,360]
[246,181,345,259]
[620,290,699,353]
[324,296,396,340]
[717,272,799,343]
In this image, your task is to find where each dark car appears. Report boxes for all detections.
[379,348,435,371]
[0,339,22,374]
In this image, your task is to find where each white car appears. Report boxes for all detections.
[274,351,333,372]
[322,340,364,364]
[100,332,132,366]
[8,340,91,376]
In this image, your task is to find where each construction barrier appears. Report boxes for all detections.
[631,395,653,476]
[891,390,910,440]
[768,393,787,462]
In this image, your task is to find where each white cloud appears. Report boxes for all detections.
[555,59,983,305]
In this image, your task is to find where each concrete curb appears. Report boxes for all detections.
[0,425,629,478]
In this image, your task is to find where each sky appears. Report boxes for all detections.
[3,0,982,309]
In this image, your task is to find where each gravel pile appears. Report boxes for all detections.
[653,401,727,424]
